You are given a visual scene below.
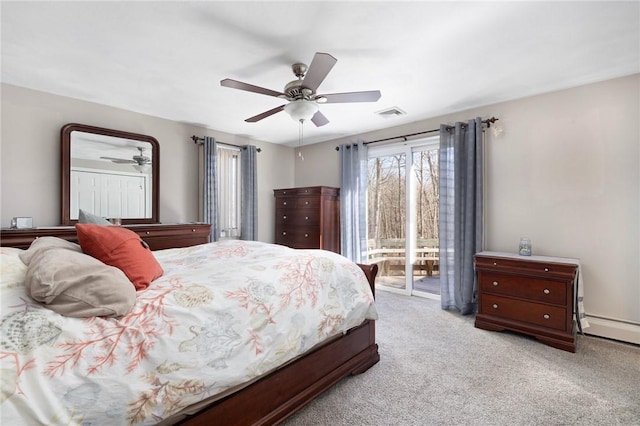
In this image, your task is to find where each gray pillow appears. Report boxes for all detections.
[21,237,136,318]
[78,209,113,226]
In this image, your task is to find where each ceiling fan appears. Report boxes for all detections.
[221,52,382,127]
[101,147,151,165]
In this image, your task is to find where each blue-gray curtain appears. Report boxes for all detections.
[203,136,219,242]
[339,141,368,263]
[241,145,258,240]
[438,118,484,314]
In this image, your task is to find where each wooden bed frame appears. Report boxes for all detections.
[0,227,380,425]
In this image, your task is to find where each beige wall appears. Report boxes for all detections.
[295,74,640,343]
[0,84,295,243]
[2,75,637,343]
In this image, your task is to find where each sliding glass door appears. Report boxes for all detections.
[411,147,440,296]
[367,152,407,289]
[366,137,440,298]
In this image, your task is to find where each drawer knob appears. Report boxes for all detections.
[282,232,287,236]
[283,201,287,205]
[543,314,550,320]
[304,233,309,237]
[305,216,309,220]
[305,201,309,205]
[146,231,150,235]
[544,267,550,272]
[492,304,498,309]
[283,215,287,219]
[493,262,497,266]
[543,288,550,294]
[192,229,195,232]
[492,281,499,286]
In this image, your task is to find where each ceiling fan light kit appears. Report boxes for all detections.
[133,163,151,173]
[284,100,319,122]
[221,52,382,128]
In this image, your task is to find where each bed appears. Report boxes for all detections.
[0,228,379,425]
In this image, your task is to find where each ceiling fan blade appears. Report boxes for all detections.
[221,78,285,98]
[245,105,285,123]
[100,156,135,164]
[302,52,337,92]
[311,110,329,127]
[320,90,382,103]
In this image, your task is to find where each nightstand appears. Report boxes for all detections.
[474,251,579,352]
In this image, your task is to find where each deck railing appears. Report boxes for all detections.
[367,238,439,276]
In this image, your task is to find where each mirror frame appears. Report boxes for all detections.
[61,123,160,225]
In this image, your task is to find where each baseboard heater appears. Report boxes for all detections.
[584,315,640,345]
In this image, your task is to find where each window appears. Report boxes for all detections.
[217,145,242,239]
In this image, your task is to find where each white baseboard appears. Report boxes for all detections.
[584,316,640,345]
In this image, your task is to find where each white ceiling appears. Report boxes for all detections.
[2,1,638,146]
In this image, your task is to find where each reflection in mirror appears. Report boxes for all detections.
[61,124,159,225]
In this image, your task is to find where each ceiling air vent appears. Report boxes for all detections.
[375,107,406,118]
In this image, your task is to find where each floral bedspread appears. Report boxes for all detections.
[0,240,377,425]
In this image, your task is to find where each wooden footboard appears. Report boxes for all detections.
[177,263,379,426]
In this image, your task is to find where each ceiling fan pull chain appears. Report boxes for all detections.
[298,119,304,161]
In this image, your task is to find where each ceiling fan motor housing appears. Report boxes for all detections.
[284,63,316,100]
[284,80,306,100]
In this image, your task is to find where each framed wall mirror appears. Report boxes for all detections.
[61,123,160,225]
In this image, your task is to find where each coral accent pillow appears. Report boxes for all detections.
[75,224,163,290]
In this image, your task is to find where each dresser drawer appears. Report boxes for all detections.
[275,229,320,248]
[274,187,324,197]
[275,197,294,208]
[275,209,320,226]
[479,272,567,305]
[275,227,319,240]
[289,238,321,249]
[295,196,320,209]
[275,197,320,209]
[481,294,567,331]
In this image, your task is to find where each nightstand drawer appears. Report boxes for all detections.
[476,255,577,280]
[479,272,567,305]
[481,294,567,331]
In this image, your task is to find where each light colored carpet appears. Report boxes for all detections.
[282,291,640,425]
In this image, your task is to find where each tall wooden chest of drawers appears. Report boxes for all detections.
[474,252,579,352]
[273,186,340,253]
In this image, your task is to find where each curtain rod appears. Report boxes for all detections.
[334,116,499,150]
[190,135,262,152]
